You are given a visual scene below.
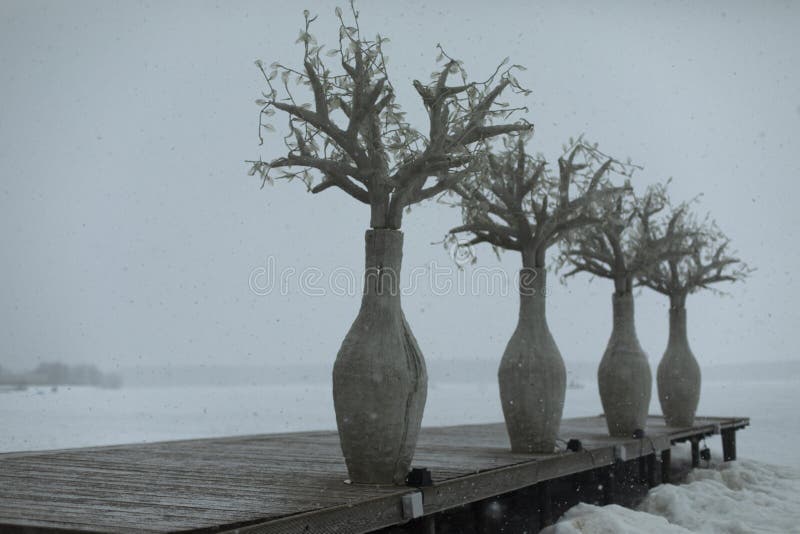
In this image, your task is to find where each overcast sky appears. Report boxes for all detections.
[1,0,798,375]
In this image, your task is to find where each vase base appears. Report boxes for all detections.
[604,421,648,438]
[509,441,558,454]
[343,478,403,488]
[606,430,641,438]
[663,416,695,428]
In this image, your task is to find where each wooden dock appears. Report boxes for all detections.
[0,415,749,534]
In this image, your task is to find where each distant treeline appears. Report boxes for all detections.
[0,362,122,388]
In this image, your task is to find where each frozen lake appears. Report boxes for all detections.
[1,377,797,469]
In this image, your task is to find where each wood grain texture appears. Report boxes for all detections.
[0,415,749,534]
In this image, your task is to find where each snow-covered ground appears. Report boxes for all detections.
[544,459,800,533]
[1,375,798,533]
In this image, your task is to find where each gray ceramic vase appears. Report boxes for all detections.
[499,268,566,453]
[332,229,428,485]
[657,307,701,427]
[597,293,652,437]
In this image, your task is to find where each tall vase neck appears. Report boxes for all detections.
[518,267,547,322]
[668,307,690,349]
[362,229,403,305]
[611,292,637,338]
[669,292,687,309]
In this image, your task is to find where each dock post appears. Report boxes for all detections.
[721,428,737,461]
[660,448,671,484]
[646,453,660,487]
[600,463,619,505]
[422,515,436,534]
[638,455,647,483]
[690,438,700,468]
[538,480,554,527]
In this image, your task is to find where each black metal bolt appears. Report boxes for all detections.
[566,439,583,452]
[406,467,433,487]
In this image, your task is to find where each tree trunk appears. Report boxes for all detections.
[597,292,652,437]
[657,306,701,427]
[332,229,428,484]
[498,257,566,453]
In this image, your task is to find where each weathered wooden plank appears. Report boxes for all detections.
[0,516,145,534]
[0,415,749,534]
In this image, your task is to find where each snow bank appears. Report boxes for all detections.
[544,459,800,533]
[639,459,800,533]
[541,503,691,533]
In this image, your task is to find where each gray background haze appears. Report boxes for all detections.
[1,0,798,377]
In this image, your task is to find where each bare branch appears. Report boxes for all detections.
[304,60,329,119]
[252,154,367,203]
[451,123,533,146]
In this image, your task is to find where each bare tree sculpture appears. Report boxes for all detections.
[450,135,632,270]
[248,6,532,230]
[449,134,633,452]
[638,211,751,309]
[638,207,751,426]
[247,4,531,485]
[560,182,687,295]
[559,183,690,436]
